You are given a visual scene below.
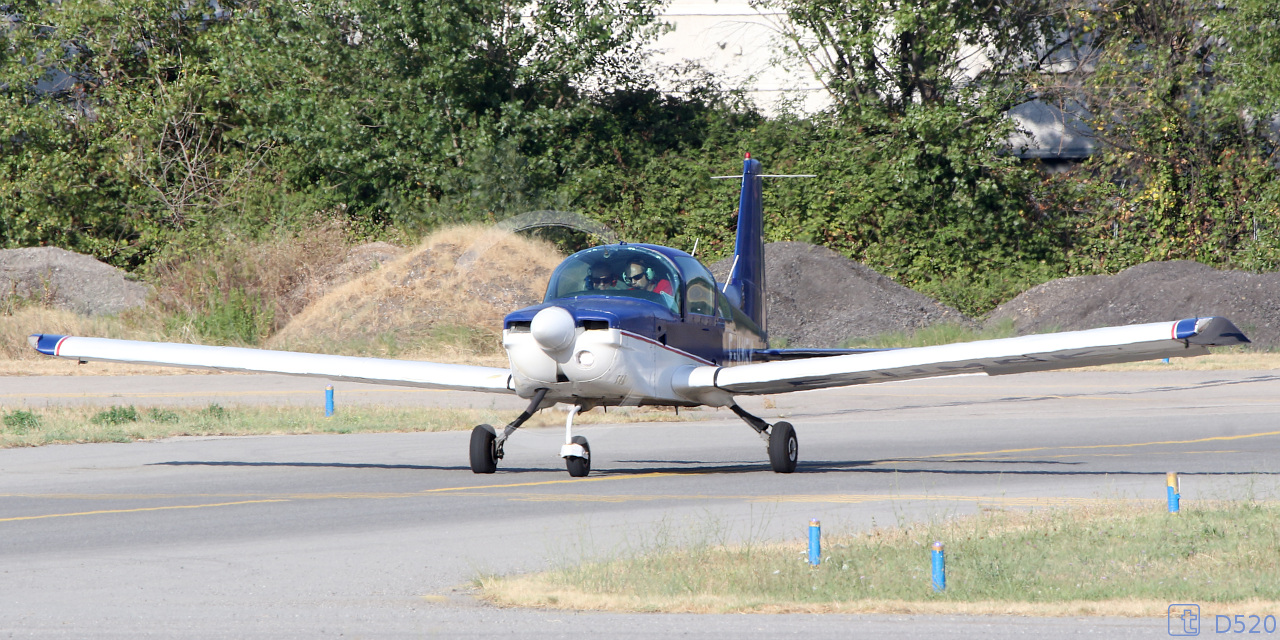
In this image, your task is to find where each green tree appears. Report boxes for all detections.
[216,0,669,227]
[1040,0,1280,272]
[0,0,255,266]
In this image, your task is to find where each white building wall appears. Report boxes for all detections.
[647,0,829,115]
[648,0,1092,158]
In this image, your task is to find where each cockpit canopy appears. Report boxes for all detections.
[544,246,682,314]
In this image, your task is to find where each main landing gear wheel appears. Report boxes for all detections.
[469,388,549,475]
[768,421,798,474]
[470,424,498,474]
[565,435,591,477]
[729,404,799,474]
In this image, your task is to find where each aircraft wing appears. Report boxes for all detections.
[27,334,514,393]
[679,317,1248,396]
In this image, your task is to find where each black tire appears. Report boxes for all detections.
[470,424,497,474]
[565,435,591,477]
[768,421,798,473]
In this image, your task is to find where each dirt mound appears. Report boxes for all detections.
[275,241,406,322]
[711,242,971,347]
[0,247,150,316]
[986,260,1280,349]
[268,227,561,357]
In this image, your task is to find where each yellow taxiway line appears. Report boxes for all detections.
[0,499,289,523]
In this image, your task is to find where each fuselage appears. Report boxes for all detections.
[501,243,766,407]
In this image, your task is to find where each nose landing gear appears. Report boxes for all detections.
[468,389,592,477]
[560,405,591,477]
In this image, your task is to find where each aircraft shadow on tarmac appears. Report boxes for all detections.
[608,458,1280,477]
[151,458,1280,477]
[151,460,525,472]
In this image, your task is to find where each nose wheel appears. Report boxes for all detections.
[560,405,591,477]
[565,435,590,477]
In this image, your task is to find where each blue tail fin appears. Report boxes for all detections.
[724,155,766,336]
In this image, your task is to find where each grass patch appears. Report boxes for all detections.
[480,500,1280,616]
[90,405,141,426]
[3,409,40,433]
[0,404,695,448]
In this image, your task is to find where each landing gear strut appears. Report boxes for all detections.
[469,388,549,474]
[731,404,798,473]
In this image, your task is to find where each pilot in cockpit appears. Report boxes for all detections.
[623,260,674,297]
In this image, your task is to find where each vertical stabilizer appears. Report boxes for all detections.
[725,155,766,336]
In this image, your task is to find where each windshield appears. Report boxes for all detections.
[545,246,682,314]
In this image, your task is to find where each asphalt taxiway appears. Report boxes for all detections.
[2,369,1279,637]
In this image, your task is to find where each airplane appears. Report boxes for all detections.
[27,155,1251,477]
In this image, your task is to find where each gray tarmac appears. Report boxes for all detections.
[3,369,1280,638]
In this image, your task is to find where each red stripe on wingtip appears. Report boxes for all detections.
[54,336,68,357]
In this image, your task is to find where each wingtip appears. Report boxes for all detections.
[28,333,67,356]
[1186,317,1251,346]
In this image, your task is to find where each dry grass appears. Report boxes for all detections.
[0,307,170,361]
[149,216,359,334]
[480,500,1280,617]
[267,225,562,362]
[483,584,1278,617]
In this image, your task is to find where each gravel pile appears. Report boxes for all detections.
[987,260,1280,349]
[0,247,150,316]
[711,242,971,347]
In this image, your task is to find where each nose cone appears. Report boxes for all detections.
[531,306,576,353]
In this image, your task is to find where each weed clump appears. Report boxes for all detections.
[200,404,229,420]
[3,410,40,433]
[91,406,139,425]
[147,408,180,423]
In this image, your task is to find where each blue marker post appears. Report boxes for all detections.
[931,541,946,592]
[1167,471,1180,514]
[325,385,335,417]
[808,519,821,567]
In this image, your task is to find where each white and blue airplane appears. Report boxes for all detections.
[28,155,1250,477]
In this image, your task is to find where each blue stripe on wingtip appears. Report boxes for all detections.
[32,334,66,355]
[1174,318,1200,340]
